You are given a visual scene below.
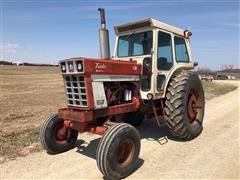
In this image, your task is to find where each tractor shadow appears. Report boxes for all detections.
[75,116,177,160]
[137,116,177,144]
[75,137,100,159]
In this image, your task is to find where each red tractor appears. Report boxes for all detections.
[40,8,205,179]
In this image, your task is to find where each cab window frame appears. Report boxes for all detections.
[117,30,153,58]
[157,30,174,71]
[174,36,190,63]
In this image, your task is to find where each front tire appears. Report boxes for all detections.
[39,114,78,154]
[96,123,141,179]
[164,71,205,140]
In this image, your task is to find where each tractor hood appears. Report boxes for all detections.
[59,57,142,76]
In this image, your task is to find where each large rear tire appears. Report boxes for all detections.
[164,71,205,140]
[39,114,78,154]
[96,123,141,179]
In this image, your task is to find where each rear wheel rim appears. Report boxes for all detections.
[187,89,202,123]
[117,138,135,168]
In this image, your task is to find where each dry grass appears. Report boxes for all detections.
[202,81,238,100]
[0,66,238,163]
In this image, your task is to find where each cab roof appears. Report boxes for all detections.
[114,18,187,37]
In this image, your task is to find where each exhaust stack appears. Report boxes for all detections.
[98,8,110,59]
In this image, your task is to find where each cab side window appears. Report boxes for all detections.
[157,31,173,70]
[118,39,129,57]
[174,36,189,62]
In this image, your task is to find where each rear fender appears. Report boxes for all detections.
[161,63,194,98]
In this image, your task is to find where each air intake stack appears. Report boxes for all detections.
[98,8,110,59]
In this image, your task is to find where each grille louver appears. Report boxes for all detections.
[64,75,88,107]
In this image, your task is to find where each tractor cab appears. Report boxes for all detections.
[114,18,195,99]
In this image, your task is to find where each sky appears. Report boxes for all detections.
[0,0,239,70]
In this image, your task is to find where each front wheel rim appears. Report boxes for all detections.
[116,138,135,168]
[54,123,70,144]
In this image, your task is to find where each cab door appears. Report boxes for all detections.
[154,30,174,97]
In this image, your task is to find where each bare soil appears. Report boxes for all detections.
[0,66,66,162]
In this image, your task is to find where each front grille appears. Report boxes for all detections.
[64,75,88,107]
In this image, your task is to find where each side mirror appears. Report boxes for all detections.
[193,61,198,67]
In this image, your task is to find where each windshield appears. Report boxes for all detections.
[117,31,153,58]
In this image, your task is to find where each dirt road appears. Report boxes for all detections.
[1,80,239,179]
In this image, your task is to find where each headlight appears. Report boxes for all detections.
[68,61,74,72]
[147,93,153,100]
[77,61,83,72]
[77,63,82,71]
[61,63,66,72]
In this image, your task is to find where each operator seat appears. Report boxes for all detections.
[157,57,170,70]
